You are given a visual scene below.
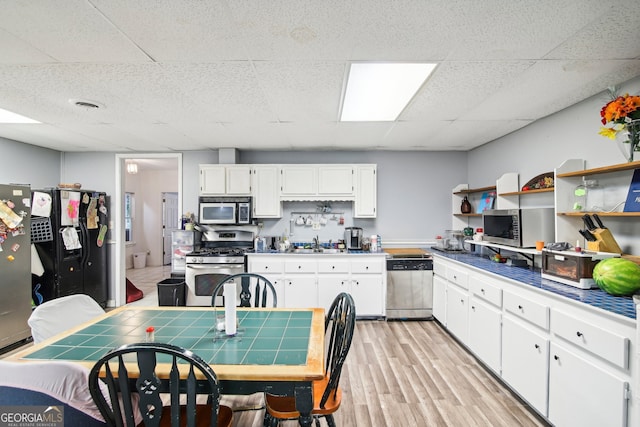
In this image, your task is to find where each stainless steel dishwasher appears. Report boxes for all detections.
[386,254,433,319]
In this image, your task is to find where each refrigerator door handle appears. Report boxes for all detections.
[79,221,90,266]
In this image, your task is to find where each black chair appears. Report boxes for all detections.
[88,342,232,427]
[211,273,277,308]
[263,292,356,427]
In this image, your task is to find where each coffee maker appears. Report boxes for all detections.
[344,227,363,250]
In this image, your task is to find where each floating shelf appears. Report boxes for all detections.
[454,213,482,217]
[453,185,496,195]
[499,187,554,197]
[556,160,640,178]
[557,211,640,217]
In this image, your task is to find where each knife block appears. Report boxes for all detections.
[585,228,622,254]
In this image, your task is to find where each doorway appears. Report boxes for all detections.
[115,154,182,307]
[162,192,179,265]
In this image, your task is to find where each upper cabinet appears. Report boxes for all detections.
[199,165,251,195]
[354,165,377,218]
[280,165,354,200]
[200,163,377,219]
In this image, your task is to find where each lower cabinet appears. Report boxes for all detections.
[247,254,385,317]
[548,342,628,427]
[501,315,549,416]
[432,256,637,426]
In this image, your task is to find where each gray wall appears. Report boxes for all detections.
[0,138,60,187]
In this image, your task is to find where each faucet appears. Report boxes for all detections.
[313,236,320,252]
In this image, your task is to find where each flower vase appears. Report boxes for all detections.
[615,119,640,163]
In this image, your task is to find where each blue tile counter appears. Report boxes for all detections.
[432,250,637,320]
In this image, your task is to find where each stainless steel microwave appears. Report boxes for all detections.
[198,196,252,225]
[482,208,554,248]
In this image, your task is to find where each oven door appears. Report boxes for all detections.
[199,202,237,225]
[185,263,244,306]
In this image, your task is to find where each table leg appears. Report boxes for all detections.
[294,382,314,427]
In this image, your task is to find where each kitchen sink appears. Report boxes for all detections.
[318,248,341,253]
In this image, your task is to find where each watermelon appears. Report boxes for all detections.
[592,258,640,296]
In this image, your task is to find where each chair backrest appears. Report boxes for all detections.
[320,292,356,409]
[0,360,113,426]
[211,273,278,307]
[88,342,223,427]
[28,294,105,343]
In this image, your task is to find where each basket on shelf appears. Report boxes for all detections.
[521,172,554,191]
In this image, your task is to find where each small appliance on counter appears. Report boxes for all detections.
[541,249,619,289]
[344,227,363,250]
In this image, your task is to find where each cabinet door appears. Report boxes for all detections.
[548,343,628,427]
[283,276,317,308]
[199,165,226,195]
[252,165,281,218]
[226,166,252,195]
[502,316,549,416]
[317,276,350,312]
[350,275,384,317]
[433,275,447,323]
[318,165,353,196]
[445,283,468,344]
[281,166,316,195]
[354,165,377,218]
[469,296,501,373]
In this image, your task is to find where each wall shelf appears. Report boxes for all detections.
[454,213,482,217]
[499,187,554,197]
[556,160,640,178]
[453,185,496,195]
[557,211,640,217]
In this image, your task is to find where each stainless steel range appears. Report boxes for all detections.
[185,227,254,306]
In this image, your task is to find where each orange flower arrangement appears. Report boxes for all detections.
[598,91,640,162]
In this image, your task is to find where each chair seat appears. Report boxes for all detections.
[158,404,233,427]
[265,374,342,419]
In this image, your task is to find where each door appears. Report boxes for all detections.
[163,192,179,265]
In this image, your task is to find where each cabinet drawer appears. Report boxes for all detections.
[317,259,350,274]
[469,276,502,308]
[284,259,317,273]
[433,261,446,278]
[446,266,469,289]
[503,290,549,330]
[249,259,283,274]
[351,259,383,274]
[551,309,629,370]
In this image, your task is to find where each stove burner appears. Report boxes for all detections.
[191,247,248,257]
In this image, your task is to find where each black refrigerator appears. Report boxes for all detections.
[31,188,109,307]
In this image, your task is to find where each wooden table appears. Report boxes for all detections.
[8,306,325,426]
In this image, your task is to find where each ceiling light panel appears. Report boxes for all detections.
[340,62,437,122]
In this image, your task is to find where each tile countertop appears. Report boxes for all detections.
[431,250,637,320]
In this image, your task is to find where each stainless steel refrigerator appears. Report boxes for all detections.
[31,188,109,307]
[0,183,32,351]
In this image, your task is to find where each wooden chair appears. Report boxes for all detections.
[263,292,356,427]
[211,273,277,308]
[28,294,105,343]
[88,342,233,427]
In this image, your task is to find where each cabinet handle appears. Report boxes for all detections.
[355,281,359,286]
[518,305,523,310]
[471,305,475,310]
[332,266,335,269]
[460,299,464,304]
[298,265,301,269]
[534,344,539,349]
[481,288,485,293]
[553,355,559,361]
[576,331,583,337]
[453,275,457,280]
[366,266,369,270]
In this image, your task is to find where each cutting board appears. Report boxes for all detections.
[383,248,428,257]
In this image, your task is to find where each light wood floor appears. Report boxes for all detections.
[9,266,549,426]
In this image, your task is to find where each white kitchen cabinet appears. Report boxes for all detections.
[199,165,251,195]
[280,166,316,196]
[445,283,469,344]
[318,165,353,196]
[354,165,377,217]
[247,254,386,317]
[548,342,628,427]
[469,297,501,374]
[502,316,549,416]
[252,165,281,218]
[432,275,447,323]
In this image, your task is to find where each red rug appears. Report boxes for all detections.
[126,278,144,303]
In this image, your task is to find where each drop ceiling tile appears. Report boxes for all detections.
[0,29,54,64]
[0,0,148,62]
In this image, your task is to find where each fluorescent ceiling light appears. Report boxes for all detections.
[0,108,40,124]
[340,62,437,122]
